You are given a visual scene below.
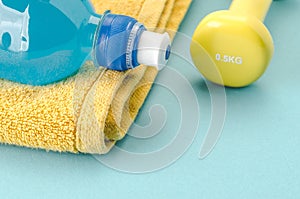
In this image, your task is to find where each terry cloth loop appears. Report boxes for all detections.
[0,0,192,154]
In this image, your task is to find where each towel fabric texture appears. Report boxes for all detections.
[0,0,192,154]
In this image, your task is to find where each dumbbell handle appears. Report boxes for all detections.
[229,0,272,21]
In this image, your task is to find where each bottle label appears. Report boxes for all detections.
[0,0,29,52]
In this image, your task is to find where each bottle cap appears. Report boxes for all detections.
[94,12,171,71]
[137,31,171,70]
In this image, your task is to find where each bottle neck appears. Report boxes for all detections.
[80,13,102,51]
[229,0,272,22]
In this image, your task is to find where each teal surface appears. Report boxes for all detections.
[1,0,300,198]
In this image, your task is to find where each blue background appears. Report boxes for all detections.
[1,0,300,198]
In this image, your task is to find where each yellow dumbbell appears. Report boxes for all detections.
[190,0,274,87]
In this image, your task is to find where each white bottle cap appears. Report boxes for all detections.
[137,31,171,70]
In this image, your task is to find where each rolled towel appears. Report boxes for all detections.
[0,0,192,154]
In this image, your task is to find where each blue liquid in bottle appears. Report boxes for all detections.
[0,0,171,85]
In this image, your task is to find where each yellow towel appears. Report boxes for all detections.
[0,0,192,154]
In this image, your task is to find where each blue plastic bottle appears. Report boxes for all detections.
[0,0,171,85]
